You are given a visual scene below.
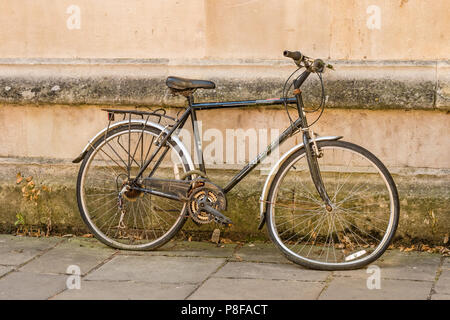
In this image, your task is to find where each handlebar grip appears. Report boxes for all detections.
[283,50,303,61]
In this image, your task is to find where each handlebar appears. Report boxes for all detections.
[283,50,332,74]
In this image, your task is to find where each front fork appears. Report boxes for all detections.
[295,91,334,211]
[302,130,334,211]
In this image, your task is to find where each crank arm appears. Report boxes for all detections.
[201,204,233,225]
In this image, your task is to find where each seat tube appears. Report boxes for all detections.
[188,95,206,173]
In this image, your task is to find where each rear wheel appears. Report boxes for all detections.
[76,124,191,250]
[266,140,399,270]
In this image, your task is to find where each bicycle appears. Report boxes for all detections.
[73,50,399,270]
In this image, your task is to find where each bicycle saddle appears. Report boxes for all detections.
[166,76,215,91]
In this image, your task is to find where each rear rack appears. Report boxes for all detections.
[100,108,179,150]
[73,107,179,164]
[102,108,177,124]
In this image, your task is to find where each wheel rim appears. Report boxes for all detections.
[79,128,188,249]
[269,144,396,267]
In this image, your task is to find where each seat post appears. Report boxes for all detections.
[186,94,194,106]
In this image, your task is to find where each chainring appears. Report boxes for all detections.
[187,180,227,224]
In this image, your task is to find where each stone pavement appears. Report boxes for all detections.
[0,234,448,300]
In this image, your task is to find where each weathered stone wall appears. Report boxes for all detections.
[0,0,448,243]
[0,60,448,109]
[0,106,448,244]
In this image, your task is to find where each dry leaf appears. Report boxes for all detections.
[81,234,93,238]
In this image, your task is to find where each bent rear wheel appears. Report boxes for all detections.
[76,124,191,250]
[266,140,399,270]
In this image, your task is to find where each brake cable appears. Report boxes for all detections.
[282,67,302,133]
[306,72,326,128]
[284,68,326,134]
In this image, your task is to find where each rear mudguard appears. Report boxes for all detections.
[258,135,343,230]
[72,119,195,172]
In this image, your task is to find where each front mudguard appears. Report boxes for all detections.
[258,135,343,230]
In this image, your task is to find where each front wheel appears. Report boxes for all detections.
[266,140,399,270]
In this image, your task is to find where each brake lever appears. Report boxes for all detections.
[309,59,335,73]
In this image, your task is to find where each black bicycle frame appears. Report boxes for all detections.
[133,96,300,190]
[133,70,331,205]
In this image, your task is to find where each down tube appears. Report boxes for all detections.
[223,118,302,193]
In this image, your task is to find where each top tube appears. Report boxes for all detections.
[192,97,297,110]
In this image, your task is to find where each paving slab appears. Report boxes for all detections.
[0,271,66,300]
[86,255,225,284]
[0,236,446,300]
[189,278,324,300]
[434,268,450,295]
[232,243,289,264]
[53,280,196,300]
[320,277,433,300]
[214,261,330,281]
[431,293,450,300]
[333,250,441,281]
[20,237,115,275]
[0,235,61,266]
[0,266,13,278]
[442,257,450,270]
[126,241,236,258]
